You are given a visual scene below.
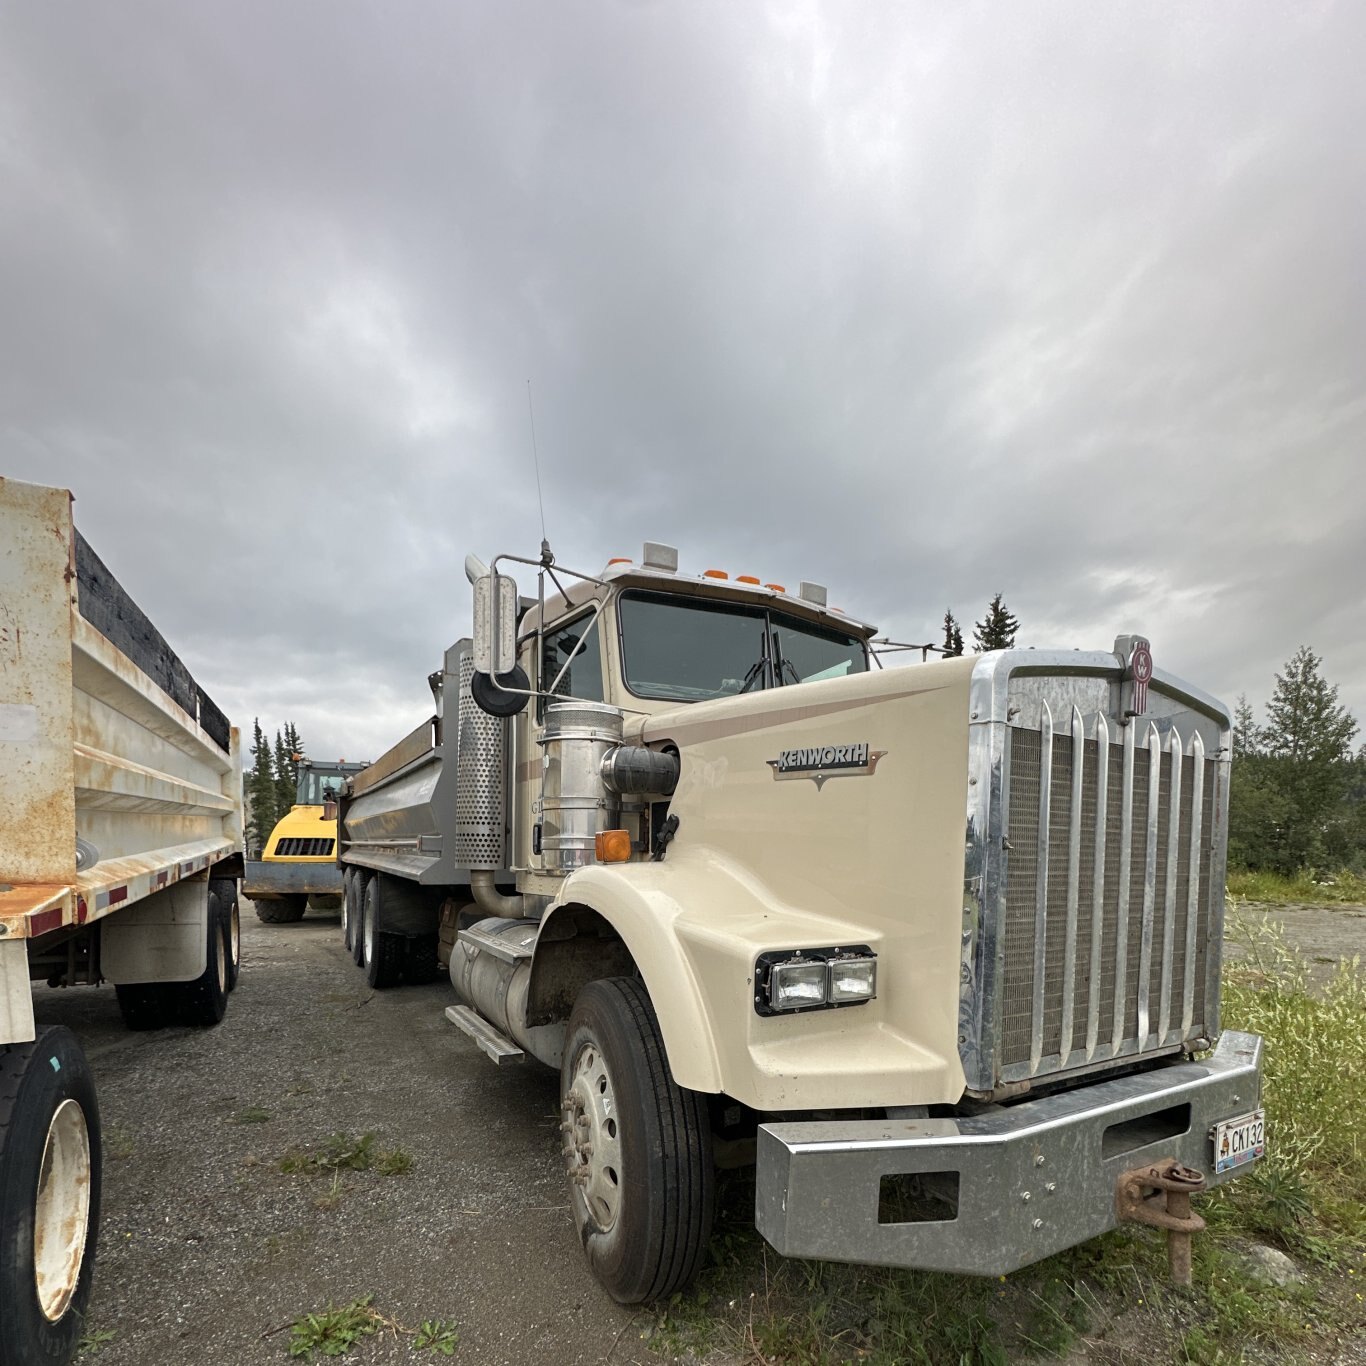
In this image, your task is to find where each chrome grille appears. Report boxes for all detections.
[998,710,1217,1082]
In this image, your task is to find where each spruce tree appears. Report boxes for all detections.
[972,594,1019,651]
[273,729,297,816]
[1259,647,1358,871]
[245,719,277,855]
[941,610,964,658]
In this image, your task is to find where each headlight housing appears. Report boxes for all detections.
[754,946,877,1016]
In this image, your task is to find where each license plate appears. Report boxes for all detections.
[1213,1110,1265,1173]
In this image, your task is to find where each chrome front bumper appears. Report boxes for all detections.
[755,1031,1263,1276]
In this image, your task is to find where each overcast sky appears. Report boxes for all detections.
[3,1,1363,763]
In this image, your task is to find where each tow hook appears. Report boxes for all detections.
[1115,1159,1207,1286]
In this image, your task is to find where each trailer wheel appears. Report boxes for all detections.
[350,873,368,967]
[0,1027,102,1366]
[212,879,241,993]
[361,879,403,990]
[166,890,230,1027]
[254,894,307,924]
[561,978,713,1304]
[342,870,360,957]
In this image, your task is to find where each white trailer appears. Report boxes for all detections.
[0,477,243,1366]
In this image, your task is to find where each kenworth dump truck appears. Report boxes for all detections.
[336,539,1263,1304]
[244,758,367,922]
[1,478,243,1365]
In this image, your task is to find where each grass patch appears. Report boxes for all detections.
[1226,867,1366,905]
[288,1297,383,1358]
[286,1298,458,1359]
[279,1131,411,1176]
[231,1106,272,1125]
[76,1328,116,1355]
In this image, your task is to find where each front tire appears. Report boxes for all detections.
[560,978,714,1303]
[254,894,307,924]
[0,1027,102,1365]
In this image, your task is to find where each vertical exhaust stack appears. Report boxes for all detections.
[451,642,521,916]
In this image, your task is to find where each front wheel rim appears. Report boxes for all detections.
[563,1041,623,1231]
[34,1099,92,1322]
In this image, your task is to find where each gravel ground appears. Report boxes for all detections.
[1228,899,1366,987]
[33,901,674,1366]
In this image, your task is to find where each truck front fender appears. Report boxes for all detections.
[533,850,895,1102]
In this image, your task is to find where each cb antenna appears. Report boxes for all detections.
[526,379,552,567]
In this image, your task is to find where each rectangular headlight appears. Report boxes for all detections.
[769,959,828,1011]
[828,956,877,1003]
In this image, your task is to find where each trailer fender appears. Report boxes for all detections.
[100,880,208,985]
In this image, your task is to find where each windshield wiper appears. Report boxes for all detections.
[738,655,768,694]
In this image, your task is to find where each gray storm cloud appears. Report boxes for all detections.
[2,0,1361,758]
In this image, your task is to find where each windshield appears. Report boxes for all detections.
[617,591,867,702]
[296,768,346,805]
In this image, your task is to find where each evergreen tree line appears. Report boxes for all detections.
[245,719,306,855]
[940,593,1020,656]
[1230,647,1364,874]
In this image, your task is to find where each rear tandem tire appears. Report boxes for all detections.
[342,870,360,957]
[254,894,307,924]
[165,889,230,1027]
[560,978,714,1304]
[212,878,241,992]
[0,1026,102,1366]
[361,878,404,990]
[115,983,171,1031]
[351,874,368,967]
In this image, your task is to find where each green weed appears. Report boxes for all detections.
[288,1297,382,1358]
[279,1131,411,1176]
[414,1319,459,1354]
[76,1328,116,1355]
[231,1106,272,1125]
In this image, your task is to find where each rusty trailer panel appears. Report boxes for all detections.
[0,476,243,954]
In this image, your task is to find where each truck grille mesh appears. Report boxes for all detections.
[273,837,335,857]
[999,721,1217,1080]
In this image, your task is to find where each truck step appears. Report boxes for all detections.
[456,923,536,964]
[444,1005,525,1065]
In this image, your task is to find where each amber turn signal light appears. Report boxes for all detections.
[594,829,633,863]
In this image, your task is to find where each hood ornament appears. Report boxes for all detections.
[1114,635,1154,722]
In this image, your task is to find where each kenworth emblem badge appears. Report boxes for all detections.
[767,742,887,790]
[1114,634,1154,721]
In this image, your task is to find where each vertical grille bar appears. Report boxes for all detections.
[1029,701,1053,1075]
[1159,729,1183,1043]
[1137,723,1162,1045]
[1110,720,1135,1053]
[1058,706,1084,1062]
[1084,713,1109,1059]
[1182,732,1206,1034]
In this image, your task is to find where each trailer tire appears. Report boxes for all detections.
[0,1027,102,1366]
[361,879,403,990]
[212,879,241,993]
[115,984,170,1031]
[351,874,369,967]
[342,870,361,958]
[165,890,230,1027]
[561,978,714,1304]
[255,895,307,924]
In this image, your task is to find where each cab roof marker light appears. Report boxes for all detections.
[642,541,679,572]
[736,574,761,585]
[765,583,786,593]
[607,557,632,566]
[703,569,729,580]
[798,581,828,607]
